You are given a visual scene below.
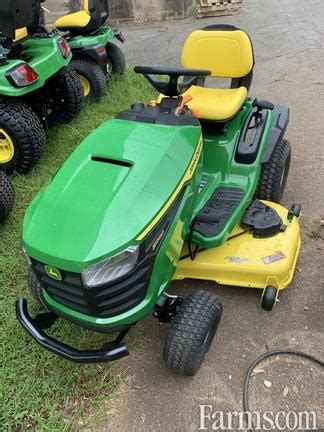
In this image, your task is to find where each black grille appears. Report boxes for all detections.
[30,187,186,319]
[31,255,153,318]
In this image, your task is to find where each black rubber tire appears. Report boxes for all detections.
[256,139,291,203]
[71,58,107,100]
[106,42,126,75]
[0,100,46,173]
[47,66,84,126]
[163,290,223,376]
[261,286,278,311]
[0,171,14,223]
[27,268,46,307]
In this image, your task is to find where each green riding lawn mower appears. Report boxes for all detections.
[16,25,301,376]
[0,0,83,174]
[45,0,126,100]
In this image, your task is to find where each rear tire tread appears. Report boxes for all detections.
[0,171,15,223]
[71,58,107,100]
[106,42,126,75]
[256,139,291,203]
[0,100,46,173]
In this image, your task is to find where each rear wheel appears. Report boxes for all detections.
[106,42,126,75]
[256,139,291,203]
[28,268,46,307]
[71,58,107,101]
[0,171,15,223]
[0,100,46,173]
[47,66,84,126]
[163,290,223,376]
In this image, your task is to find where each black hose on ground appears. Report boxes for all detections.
[243,348,324,432]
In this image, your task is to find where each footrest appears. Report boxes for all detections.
[195,187,244,238]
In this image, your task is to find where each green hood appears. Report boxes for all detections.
[23,119,201,272]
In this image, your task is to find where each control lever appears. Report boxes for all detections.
[253,99,275,112]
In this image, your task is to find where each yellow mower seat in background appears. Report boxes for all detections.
[55,0,108,33]
[180,25,255,121]
[14,27,28,43]
[55,11,90,30]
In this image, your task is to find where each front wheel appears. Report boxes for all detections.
[0,171,15,223]
[163,290,223,376]
[0,100,46,173]
[47,66,84,126]
[106,42,126,75]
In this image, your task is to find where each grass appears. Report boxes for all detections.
[0,70,154,431]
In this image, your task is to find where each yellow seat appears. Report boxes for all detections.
[180,25,255,121]
[14,27,28,42]
[183,86,248,121]
[55,11,91,30]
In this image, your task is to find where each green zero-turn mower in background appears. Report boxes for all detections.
[16,26,301,376]
[0,0,83,174]
[0,170,14,223]
[47,0,126,101]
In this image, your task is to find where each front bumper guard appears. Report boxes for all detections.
[15,299,130,363]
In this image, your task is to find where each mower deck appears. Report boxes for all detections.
[175,202,301,291]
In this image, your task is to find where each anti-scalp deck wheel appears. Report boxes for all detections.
[261,286,278,311]
[163,290,223,376]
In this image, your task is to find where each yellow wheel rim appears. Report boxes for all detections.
[79,74,91,97]
[0,129,15,164]
[107,60,113,74]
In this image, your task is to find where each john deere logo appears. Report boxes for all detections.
[45,265,62,281]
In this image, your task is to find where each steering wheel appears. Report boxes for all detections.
[134,66,211,97]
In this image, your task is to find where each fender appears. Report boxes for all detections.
[71,43,108,64]
[262,105,289,164]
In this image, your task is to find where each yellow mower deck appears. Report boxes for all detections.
[174,202,301,291]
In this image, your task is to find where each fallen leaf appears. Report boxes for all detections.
[283,387,289,397]
[264,380,272,389]
[251,367,265,376]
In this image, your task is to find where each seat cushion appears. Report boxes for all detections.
[55,11,91,30]
[14,27,28,42]
[183,86,248,121]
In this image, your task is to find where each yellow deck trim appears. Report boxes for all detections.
[174,201,301,291]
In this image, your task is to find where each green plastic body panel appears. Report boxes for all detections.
[23,119,202,272]
[42,175,203,328]
[0,35,72,97]
[23,100,278,329]
[68,26,114,50]
[192,100,274,247]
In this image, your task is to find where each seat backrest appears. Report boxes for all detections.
[0,0,42,42]
[84,0,109,30]
[181,25,254,79]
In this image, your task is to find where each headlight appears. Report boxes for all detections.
[82,245,139,287]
